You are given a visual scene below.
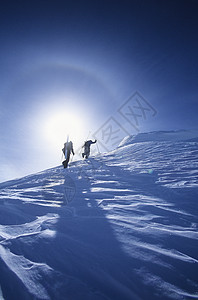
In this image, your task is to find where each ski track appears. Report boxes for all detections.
[0,133,198,299]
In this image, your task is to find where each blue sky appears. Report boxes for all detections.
[0,0,198,182]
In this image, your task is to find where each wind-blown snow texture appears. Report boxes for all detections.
[0,130,198,300]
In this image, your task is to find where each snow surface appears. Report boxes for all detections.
[0,130,198,299]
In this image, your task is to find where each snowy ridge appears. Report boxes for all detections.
[119,129,198,146]
[0,130,198,299]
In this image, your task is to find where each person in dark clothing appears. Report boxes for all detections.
[82,139,97,159]
[62,141,74,168]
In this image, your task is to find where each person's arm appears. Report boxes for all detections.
[90,140,97,144]
[71,143,75,155]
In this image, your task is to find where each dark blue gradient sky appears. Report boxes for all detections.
[0,0,198,181]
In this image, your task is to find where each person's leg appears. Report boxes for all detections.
[83,146,88,158]
[66,153,71,164]
[62,160,67,168]
[63,153,70,168]
[85,148,90,159]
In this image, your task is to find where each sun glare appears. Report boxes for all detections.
[43,110,85,150]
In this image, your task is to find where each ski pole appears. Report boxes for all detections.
[96,141,100,154]
[86,131,91,140]
[70,154,74,163]
[61,152,64,162]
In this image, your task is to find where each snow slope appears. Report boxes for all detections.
[0,130,198,300]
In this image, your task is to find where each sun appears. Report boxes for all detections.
[43,110,85,150]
